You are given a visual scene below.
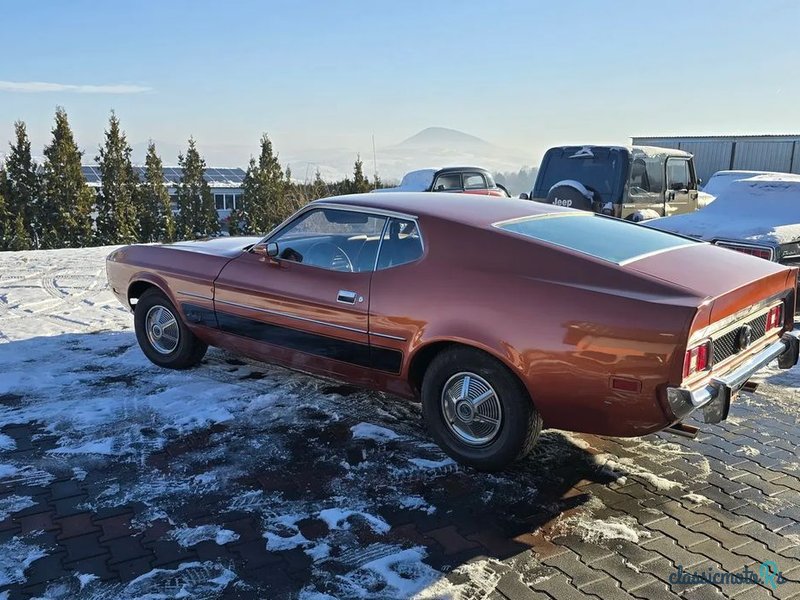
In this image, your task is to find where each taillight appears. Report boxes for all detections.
[747,247,773,260]
[683,341,710,379]
[766,304,783,331]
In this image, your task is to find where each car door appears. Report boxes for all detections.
[665,157,699,215]
[212,206,387,381]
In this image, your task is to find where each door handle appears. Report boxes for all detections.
[337,290,358,304]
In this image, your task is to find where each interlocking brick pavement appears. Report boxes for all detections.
[1,343,798,599]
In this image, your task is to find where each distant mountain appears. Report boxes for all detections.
[396,127,493,149]
[284,127,533,185]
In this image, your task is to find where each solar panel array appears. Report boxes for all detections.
[81,166,246,187]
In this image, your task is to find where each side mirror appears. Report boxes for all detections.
[252,242,279,258]
[519,192,530,200]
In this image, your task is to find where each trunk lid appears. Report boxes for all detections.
[625,242,796,328]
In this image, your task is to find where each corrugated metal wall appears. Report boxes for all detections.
[631,136,800,183]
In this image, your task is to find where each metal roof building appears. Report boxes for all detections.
[81,165,246,217]
[630,135,800,184]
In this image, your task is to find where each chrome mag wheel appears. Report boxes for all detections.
[440,372,503,446]
[145,305,180,354]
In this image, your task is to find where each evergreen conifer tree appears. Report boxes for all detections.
[95,112,138,245]
[350,155,371,194]
[4,121,39,248]
[175,137,219,239]
[139,142,175,242]
[40,107,94,248]
[233,134,286,235]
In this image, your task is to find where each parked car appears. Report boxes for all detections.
[107,193,799,470]
[647,174,800,266]
[523,145,709,221]
[374,166,510,197]
[701,170,779,198]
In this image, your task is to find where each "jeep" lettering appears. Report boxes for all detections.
[553,197,572,207]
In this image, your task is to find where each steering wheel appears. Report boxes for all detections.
[306,242,354,272]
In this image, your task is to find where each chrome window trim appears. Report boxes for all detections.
[374,216,426,271]
[215,298,369,335]
[373,218,391,272]
[257,203,423,274]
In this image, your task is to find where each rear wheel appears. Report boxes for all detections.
[134,288,207,369]
[421,347,542,471]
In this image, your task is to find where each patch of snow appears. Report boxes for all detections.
[0,495,36,521]
[399,495,437,515]
[124,561,235,597]
[0,538,47,586]
[169,525,240,548]
[305,542,331,562]
[736,446,760,456]
[0,434,16,451]
[408,457,455,469]
[594,454,683,491]
[75,572,99,589]
[574,515,652,543]
[264,514,310,551]
[682,493,714,506]
[350,422,400,442]
[71,467,88,481]
[318,508,390,534]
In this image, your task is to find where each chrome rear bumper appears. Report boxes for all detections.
[667,329,800,423]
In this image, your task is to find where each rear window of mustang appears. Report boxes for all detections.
[495,213,698,264]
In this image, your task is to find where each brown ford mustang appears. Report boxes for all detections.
[106,193,800,470]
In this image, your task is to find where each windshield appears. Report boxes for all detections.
[533,147,628,203]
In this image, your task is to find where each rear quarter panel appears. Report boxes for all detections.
[369,218,702,436]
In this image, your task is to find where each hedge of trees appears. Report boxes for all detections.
[0,108,381,251]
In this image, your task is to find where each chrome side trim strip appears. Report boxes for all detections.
[214,298,369,335]
[370,331,407,341]
[177,290,213,301]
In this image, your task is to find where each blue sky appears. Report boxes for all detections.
[1,0,798,168]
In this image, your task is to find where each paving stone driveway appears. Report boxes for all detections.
[1,360,798,599]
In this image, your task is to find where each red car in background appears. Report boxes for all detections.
[374,166,510,197]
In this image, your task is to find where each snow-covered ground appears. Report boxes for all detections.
[1,246,798,599]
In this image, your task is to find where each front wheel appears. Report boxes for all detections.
[421,347,542,471]
[134,288,207,369]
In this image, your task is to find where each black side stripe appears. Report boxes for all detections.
[181,303,402,374]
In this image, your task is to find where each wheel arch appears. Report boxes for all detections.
[127,274,175,310]
[407,339,536,407]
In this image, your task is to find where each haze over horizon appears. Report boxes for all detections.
[1,0,799,179]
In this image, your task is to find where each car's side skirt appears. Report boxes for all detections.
[180,303,402,374]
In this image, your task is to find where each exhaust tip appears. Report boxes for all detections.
[665,422,699,439]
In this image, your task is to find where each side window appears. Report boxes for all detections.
[463,173,487,189]
[214,193,225,210]
[628,157,664,200]
[666,159,690,192]
[376,219,423,270]
[270,208,386,272]
[432,173,462,192]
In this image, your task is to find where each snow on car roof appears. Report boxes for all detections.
[648,173,800,245]
[372,169,437,193]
